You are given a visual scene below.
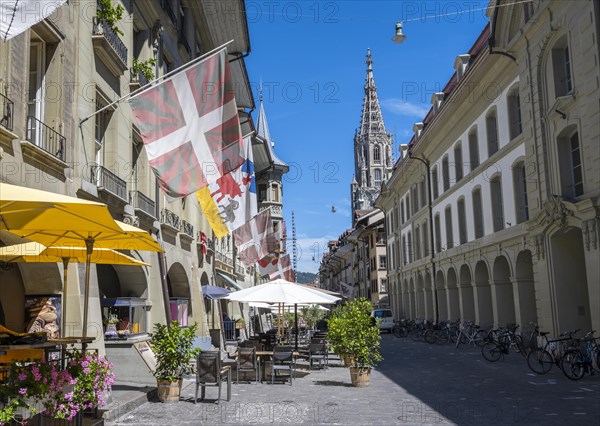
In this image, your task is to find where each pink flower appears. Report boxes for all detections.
[18,373,27,381]
[18,388,27,395]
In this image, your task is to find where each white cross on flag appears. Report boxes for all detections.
[259,253,294,282]
[130,48,243,198]
[233,208,273,265]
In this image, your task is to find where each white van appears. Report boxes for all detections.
[371,309,394,331]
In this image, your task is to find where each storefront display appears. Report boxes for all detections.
[101,298,149,339]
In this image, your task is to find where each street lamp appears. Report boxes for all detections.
[408,152,439,324]
[392,22,407,44]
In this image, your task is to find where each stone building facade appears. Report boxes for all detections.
[0,0,275,379]
[377,0,599,335]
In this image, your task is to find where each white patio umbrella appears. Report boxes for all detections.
[225,278,340,348]
[224,278,340,305]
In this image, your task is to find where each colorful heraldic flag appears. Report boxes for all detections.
[196,134,257,238]
[130,48,244,198]
[233,208,273,266]
[1,0,67,41]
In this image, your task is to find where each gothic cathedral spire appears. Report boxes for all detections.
[351,49,393,221]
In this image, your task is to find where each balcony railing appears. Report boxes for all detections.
[92,18,128,68]
[235,264,245,276]
[26,116,66,161]
[161,0,177,26]
[216,251,233,267]
[1,93,13,131]
[91,165,127,201]
[129,190,156,219]
[180,220,194,238]
[161,208,180,231]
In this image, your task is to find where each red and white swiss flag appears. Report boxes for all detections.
[130,48,243,198]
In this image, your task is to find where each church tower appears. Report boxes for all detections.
[351,49,393,221]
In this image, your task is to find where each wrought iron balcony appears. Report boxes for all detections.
[92,18,128,75]
[161,208,180,231]
[216,251,234,267]
[26,116,66,161]
[1,93,13,131]
[235,264,245,276]
[129,190,156,219]
[91,165,127,201]
[180,220,194,238]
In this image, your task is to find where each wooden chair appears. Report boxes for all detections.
[270,346,294,386]
[194,351,231,404]
[236,347,259,384]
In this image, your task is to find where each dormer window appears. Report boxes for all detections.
[413,122,424,139]
[431,92,444,114]
[454,54,470,81]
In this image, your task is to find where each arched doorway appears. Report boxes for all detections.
[514,250,538,327]
[416,274,425,319]
[446,267,460,321]
[200,272,210,286]
[493,256,516,327]
[474,261,493,326]
[459,264,475,322]
[436,270,448,321]
[167,262,192,326]
[409,277,416,319]
[424,272,434,321]
[97,264,149,336]
[550,227,591,332]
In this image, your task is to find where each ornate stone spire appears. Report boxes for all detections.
[359,48,386,137]
[351,49,394,218]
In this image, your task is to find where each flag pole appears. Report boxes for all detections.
[79,39,235,127]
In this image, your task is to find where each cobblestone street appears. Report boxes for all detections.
[107,335,600,425]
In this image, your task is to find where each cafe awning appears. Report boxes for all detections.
[216,271,243,291]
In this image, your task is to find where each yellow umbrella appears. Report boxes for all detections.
[8,222,162,337]
[0,242,150,334]
[1,184,162,337]
[0,183,121,234]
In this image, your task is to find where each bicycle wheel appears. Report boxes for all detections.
[561,350,585,380]
[482,342,502,362]
[424,329,436,344]
[449,327,459,343]
[475,330,488,347]
[527,349,553,374]
[409,329,421,342]
[436,329,449,345]
[392,326,403,338]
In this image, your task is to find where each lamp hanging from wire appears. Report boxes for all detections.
[392,21,406,44]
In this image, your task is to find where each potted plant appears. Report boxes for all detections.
[95,0,125,36]
[131,57,157,83]
[150,321,199,403]
[328,298,383,386]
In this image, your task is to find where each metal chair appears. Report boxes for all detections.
[236,347,260,383]
[308,342,328,370]
[194,351,231,404]
[270,345,294,385]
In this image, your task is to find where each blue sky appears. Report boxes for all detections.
[244,1,491,273]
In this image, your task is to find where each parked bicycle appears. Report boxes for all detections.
[455,321,487,348]
[526,329,580,374]
[560,331,599,380]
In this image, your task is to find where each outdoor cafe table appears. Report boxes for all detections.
[0,336,96,364]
